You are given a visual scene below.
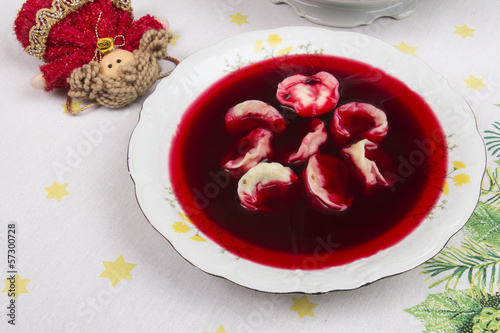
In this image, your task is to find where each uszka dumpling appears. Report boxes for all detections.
[341,139,394,194]
[331,102,388,147]
[276,71,340,117]
[220,128,273,178]
[225,100,286,136]
[237,162,299,211]
[303,154,353,213]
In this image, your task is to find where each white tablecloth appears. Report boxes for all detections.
[1,0,499,332]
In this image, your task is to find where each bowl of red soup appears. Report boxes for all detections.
[128,27,485,293]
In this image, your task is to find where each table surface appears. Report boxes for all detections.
[2,0,499,332]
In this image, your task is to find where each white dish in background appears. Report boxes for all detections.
[128,26,485,294]
[269,0,417,27]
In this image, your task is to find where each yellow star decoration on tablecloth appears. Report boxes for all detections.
[61,100,82,114]
[99,255,136,287]
[168,29,181,46]
[203,324,226,333]
[464,75,487,92]
[2,274,30,299]
[454,24,475,38]
[289,295,317,319]
[395,41,418,56]
[229,12,249,27]
[44,181,70,202]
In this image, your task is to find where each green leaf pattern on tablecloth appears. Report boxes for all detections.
[465,202,500,246]
[484,122,500,160]
[481,167,500,208]
[421,238,500,292]
[405,289,484,332]
[406,290,500,333]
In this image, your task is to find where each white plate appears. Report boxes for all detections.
[128,26,485,294]
[269,0,417,27]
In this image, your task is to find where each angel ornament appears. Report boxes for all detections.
[14,0,178,114]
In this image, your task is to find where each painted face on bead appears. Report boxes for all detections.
[99,49,134,76]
